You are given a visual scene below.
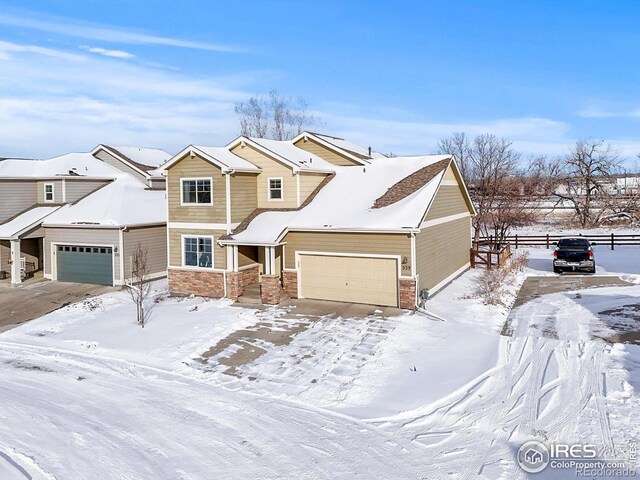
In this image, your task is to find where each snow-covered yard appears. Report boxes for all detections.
[1,244,639,478]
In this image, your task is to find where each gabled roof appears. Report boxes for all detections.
[223,155,454,245]
[92,145,172,178]
[0,206,61,240]
[43,175,166,228]
[0,153,121,179]
[226,136,336,173]
[292,131,386,164]
[158,145,261,173]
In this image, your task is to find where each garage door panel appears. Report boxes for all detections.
[57,245,113,285]
[300,254,398,307]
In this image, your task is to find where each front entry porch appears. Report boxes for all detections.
[0,237,44,285]
[228,244,285,305]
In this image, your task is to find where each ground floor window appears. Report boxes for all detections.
[183,236,213,268]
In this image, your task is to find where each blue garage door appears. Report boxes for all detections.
[56,245,113,285]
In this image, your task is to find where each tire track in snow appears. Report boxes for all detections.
[379,290,616,478]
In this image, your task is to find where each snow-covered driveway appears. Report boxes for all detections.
[0,341,428,480]
[379,284,640,479]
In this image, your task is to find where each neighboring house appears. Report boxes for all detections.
[160,131,475,309]
[0,146,171,286]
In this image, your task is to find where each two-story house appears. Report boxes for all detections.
[0,145,171,286]
[160,132,475,310]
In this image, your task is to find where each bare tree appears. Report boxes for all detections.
[234,90,317,140]
[554,139,621,228]
[126,243,151,328]
[439,133,523,245]
[437,131,472,185]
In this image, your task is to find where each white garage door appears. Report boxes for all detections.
[299,254,398,307]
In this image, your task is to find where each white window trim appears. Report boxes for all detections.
[267,177,284,202]
[181,234,215,270]
[44,183,55,203]
[180,177,213,206]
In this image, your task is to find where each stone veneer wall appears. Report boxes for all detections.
[399,278,416,310]
[168,269,225,297]
[282,271,298,298]
[260,275,283,305]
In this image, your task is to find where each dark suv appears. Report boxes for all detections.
[553,237,596,274]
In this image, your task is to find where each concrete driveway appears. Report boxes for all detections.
[0,280,117,332]
[199,298,404,376]
[501,275,633,336]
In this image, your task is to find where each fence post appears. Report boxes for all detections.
[611,233,614,251]
[515,234,518,249]
[546,234,550,249]
[487,252,492,271]
[470,248,475,268]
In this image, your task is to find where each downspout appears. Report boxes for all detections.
[118,226,126,286]
[225,171,233,234]
[411,232,418,307]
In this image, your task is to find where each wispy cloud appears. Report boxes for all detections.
[0,40,260,157]
[80,46,135,59]
[0,39,86,61]
[578,106,640,119]
[0,10,244,53]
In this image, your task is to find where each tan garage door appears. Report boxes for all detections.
[299,254,398,307]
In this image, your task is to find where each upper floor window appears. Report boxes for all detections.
[183,236,213,268]
[268,177,283,201]
[181,178,212,205]
[44,183,54,202]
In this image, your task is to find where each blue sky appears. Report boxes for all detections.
[1,0,639,161]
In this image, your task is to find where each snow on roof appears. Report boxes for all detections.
[311,133,386,159]
[105,146,172,169]
[0,153,121,179]
[43,175,166,227]
[248,138,336,172]
[229,155,451,244]
[0,206,61,239]
[193,146,261,172]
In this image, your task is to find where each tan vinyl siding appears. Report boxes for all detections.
[166,154,227,223]
[230,144,297,208]
[65,179,111,203]
[0,180,37,222]
[415,216,471,292]
[230,173,258,222]
[94,149,147,183]
[425,183,470,221]
[123,225,167,278]
[299,173,328,204]
[0,240,10,273]
[238,245,259,267]
[293,138,360,166]
[443,165,457,181]
[44,227,120,280]
[168,228,226,270]
[282,231,411,273]
[37,180,63,203]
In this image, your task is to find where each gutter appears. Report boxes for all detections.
[43,221,167,229]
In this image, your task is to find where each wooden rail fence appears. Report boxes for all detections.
[470,241,511,270]
[480,233,640,250]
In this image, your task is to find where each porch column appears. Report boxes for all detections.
[10,239,21,285]
[264,246,276,275]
